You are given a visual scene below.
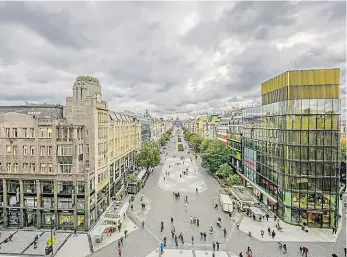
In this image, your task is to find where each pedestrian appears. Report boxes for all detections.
[118,240,121,248]
[190,216,193,224]
[203,232,206,241]
[163,236,167,247]
[171,217,173,223]
[268,227,271,236]
[197,219,199,226]
[332,227,337,234]
[299,246,303,256]
[175,237,178,247]
[200,232,203,238]
[216,241,220,251]
[142,220,145,228]
[212,241,216,251]
[239,253,243,257]
[33,241,37,249]
[332,254,338,257]
[124,230,128,238]
[191,236,194,245]
[265,213,269,221]
[271,230,276,238]
[344,247,346,256]
[118,248,122,256]
[131,204,133,211]
[185,203,188,212]
[260,230,264,238]
[196,188,198,194]
[171,230,175,239]
[35,234,39,241]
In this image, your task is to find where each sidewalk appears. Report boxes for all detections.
[90,215,137,252]
[55,234,90,257]
[239,214,341,242]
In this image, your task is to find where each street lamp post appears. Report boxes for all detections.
[50,216,54,255]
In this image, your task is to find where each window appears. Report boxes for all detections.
[48,163,53,173]
[23,163,28,172]
[23,146,28,156]
[40,127,46,138]
[23,128,27,138]
[14,163,18,172]
[13,128,18,138]
[30,146,35,155]
[6,145,11,154]
[40,163,46,173]
[6,128,10,138]
[47,146,52,156]
[58,164,72,173]
[13,145,18,155]
[7,163,11,172]
[47,128,52,138]
[58,145,73,156]
[30,163,35,173]
[30,128,35,138]
[40,146,45,156]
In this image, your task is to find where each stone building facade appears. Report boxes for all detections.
[0,76,141,230]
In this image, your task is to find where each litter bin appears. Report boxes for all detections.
[45,246,52,255]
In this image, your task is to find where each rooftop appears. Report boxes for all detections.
[0,104,64,119]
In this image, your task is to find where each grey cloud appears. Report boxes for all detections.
[0,2,88,49]
[0,2,345,117]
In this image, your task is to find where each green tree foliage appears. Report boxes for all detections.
[341,141,346,163]
[200,139,213,153]
[201,141,231,172]
[189,134,203,152]
[127,174,141,183]
[137,142,161,170]
[183,129,192,140]
[225,174,242,186]
[215,163,233,179]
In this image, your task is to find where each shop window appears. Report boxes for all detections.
[59,214,74,227]
[77,215,85,228]
[42,197,54,209]
[24,196,37,208]
[58,198,73,209]
[42,213,55,226]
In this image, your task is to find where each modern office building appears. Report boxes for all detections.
[0,76,141,230]
[226,110,243,174]
[241,68,341,228]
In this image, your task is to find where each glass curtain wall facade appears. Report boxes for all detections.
[242,68,341,228]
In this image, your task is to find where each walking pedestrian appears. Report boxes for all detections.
[191,236,194,245]
[124,230,128,238]
[265,213,269,221]
[260,230,264,238]
[190,216,193,224]
[171,217,173,223]
[332,227,337,234]
[118,240,121,248]
[163,236,167,247]
[142,220,145,228]
[212,241,216,251]
[216,241,220,251]
[268,227,271,236]
[118,248,122,256]
[197,219,199,226]
[239,253,243,257]
[33,241,37,249]
[131,204,133,211]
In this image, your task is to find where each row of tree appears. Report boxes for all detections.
[160,127,173,146]
[136,127,173,173]
[183,129,242,186]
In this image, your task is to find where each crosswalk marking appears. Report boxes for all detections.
[188,180,207,192]
[157,180,175,191]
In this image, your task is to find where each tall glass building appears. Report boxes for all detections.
[241,68,341,228]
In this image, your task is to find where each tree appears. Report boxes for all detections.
[215,163,233,179]
[160,133,169,146]
[201,141,231,172]
[127,174,141,183]
[200,139,213,153]
[137,142,161,170]
[189,134,203,152]
[225,174,242,186]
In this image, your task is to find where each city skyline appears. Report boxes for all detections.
[0,2,345,118]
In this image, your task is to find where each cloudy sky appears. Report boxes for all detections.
[0,1,345,118]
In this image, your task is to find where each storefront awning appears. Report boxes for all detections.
[235,171,278,204]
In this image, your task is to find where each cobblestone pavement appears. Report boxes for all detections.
[91,128,345,257]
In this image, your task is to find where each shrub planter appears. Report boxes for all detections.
[177,144,184,151]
